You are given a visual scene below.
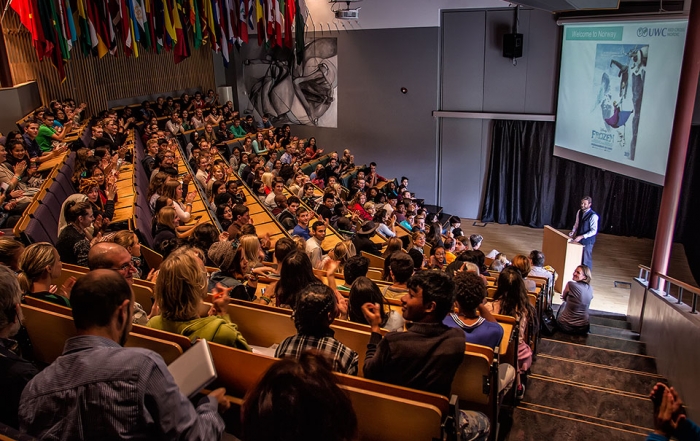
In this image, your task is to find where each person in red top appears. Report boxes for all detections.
[350,192,372,221]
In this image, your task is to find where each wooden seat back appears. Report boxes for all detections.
[207,342,446,441]
[140,245,163,270]
[361,251,386,270]
[20,304,183,364]
[452,343,499,423]
[56,266,154,314]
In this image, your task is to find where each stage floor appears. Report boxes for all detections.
[458,219,697,315]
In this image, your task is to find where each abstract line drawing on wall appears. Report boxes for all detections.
[245,38,338,128]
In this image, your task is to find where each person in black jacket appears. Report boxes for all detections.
[0,265,39,429]
[352,221,382,256]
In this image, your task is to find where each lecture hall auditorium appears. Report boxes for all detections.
[0,0,699,440]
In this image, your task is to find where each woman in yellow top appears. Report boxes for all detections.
[147,250,251,351]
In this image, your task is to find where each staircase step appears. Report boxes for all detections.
[546,331,647,355]
[505,405,647,441]
[521,377,653,430]
[589,315,631,330]
[531,355,664,397]
[590,324,640,340]
[538,339,657,373]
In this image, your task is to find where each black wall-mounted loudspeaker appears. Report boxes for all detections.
[503,33,524,58]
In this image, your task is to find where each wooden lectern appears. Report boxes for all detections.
[542,225,583,293]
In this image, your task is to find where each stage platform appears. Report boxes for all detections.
[458,219,697,315]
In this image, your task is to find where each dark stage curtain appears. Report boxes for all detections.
[482,120,700,283]
[482,120,663,237]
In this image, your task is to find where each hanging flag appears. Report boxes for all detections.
[52,0,71,60]
[266,0,274,44]
[283,0,294,48]
[238,0,248,44]
[173,0,190,63]
[163,0,177,46]
[106,0,119,55]
[247,0,255,33]
[75,0,92,56]
[192,0,203,48]
[133,0,151,50]
[64,0,78,53]
[36,0,65,80]
[206,0,219,51]
[86,0,107,57]
[154,0,165,52]
[119,0,133,57]
[294,0,306,63]
[11,0,51,59]
[256,0,266,46]
[273,0,282,47]
[145,0,158,52]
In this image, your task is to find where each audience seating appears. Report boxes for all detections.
[20,304,182,364]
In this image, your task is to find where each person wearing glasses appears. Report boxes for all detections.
[88,242,153,325]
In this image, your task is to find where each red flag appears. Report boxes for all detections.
[284,0,295,48]
[120,0,133,56]
[11,0,51,59]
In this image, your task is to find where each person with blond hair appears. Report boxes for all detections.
[0,237,24,273]
[147,252,251,350]
[18,242,72,307]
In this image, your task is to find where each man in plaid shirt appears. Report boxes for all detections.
[275,283,358,375]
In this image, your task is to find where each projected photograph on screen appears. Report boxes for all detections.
[555,20,687,185]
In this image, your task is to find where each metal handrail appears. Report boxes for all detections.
[637,264,700,314]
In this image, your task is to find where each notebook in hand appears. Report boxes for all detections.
[167,338,217,398]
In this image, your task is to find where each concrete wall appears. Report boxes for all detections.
[0,81,41,135]
[232,27,442,203]
[641,289,700,420]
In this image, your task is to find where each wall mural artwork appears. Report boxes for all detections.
[245,37,338,128]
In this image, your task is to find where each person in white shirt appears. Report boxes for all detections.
[305,221,326,269]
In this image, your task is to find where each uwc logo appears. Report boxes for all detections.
[637,26,683,37]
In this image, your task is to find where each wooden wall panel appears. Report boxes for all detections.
[2,12,216,115]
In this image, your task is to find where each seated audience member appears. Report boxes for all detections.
[278,196,300,231]
[227,204,252,240]
[264,178,286,211]
[454,235,470,253]
[382,237,403,265]
[426,222,444,249]
[188,223,219,266]
[429,246,447,270]
[273,251,321,309]
[0,265,38,429]
[79,177,115,225]
[336,255,370,293]
[19,270,229,439]
[511,254,537,292]
[445,216,463,238]
[241,353,358,441]
[317,193,335,222]
[88,242,151,324]
[528,250,554,282]
[292,206,312,241]
[318,240,355,272]
[306,220,326,269]
[445,272,504,351]
[110,230,145,279]
[349,277,404,332]
[349,192,372,221]
[18,242,72,307]
[55,200,94,267]
[646,383,699,441]
[382,252,414,300]
[352,221,382,256]
[470,234,483,251]
[374,209,397,238]
[361,270,490,440]
[557,265,594,334]
[489,259,506,273]
[275,283,359,375]
[268,237,297,278]
[148,252,251,350]
[0,237,24,273]
[207,242,271,303]
[408,248,426,271]
[410,230,427,255]
[484,267,536,400]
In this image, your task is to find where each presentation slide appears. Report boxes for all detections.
[554,20,688,185]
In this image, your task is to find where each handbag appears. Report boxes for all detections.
[540,306,557,336]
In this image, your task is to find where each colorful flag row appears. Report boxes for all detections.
[11,0,308,81]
